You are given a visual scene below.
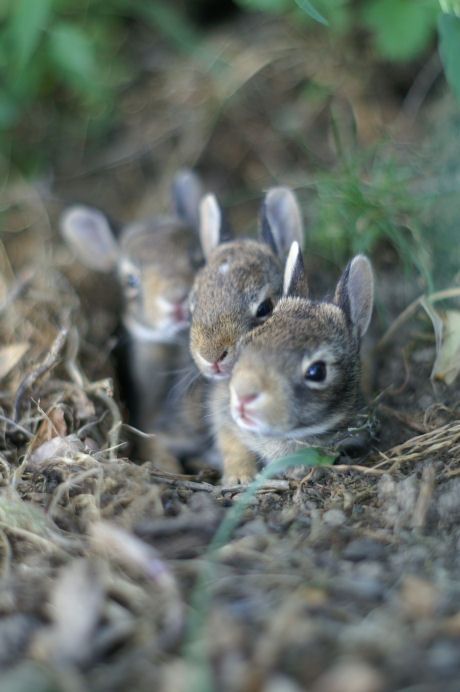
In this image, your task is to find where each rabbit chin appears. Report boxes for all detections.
[231,407,272,435]
[124,314,189,343]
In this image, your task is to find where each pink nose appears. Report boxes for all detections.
[211,350,229,374]
[172,301,188,322]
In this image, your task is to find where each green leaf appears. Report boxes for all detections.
[48,23,97,90]
[0,88,18,128]
[431,309,460,385]
[235,0,290,12]
[294,0,329,25]
[438,12,460,101]
[362,0,439,61]
[8,0,52,69]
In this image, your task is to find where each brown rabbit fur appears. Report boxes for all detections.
[60,170,208,467]
[190,187,305,379]
[212,242,374,484]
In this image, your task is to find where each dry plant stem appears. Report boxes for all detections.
[47,466,104,527]
[14,324,69,421]
[0,267,35,313]
[0,522,66,556]
[0,530,12,581]
[220,480,291,494]
[411,465,436,529]
[149,472,215,493]
[331,464,386,476]
[377,287,460,351]
[65,326,86,388]
[0,414,33,439]
[87,386,121,462]
[374,422,460,471]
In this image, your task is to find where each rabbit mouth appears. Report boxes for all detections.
[231,407,270,434]
[123,315,188,343]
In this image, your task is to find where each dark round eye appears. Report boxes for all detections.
[255,298,274,319]
[124,273,140,290]
[305,361,327,383]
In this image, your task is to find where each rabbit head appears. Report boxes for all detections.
[190,187,304,378]
[230,242,374,441]
[60,169,204,342]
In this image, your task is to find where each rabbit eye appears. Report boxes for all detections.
[123,272,141,297]
[255,297,274,319]
[305,361,327,383]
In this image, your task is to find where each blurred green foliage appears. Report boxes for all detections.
[1,0,460,175]
[310,148,433,288]
[0,0,202,172]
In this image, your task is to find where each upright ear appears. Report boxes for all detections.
[283,241,309,298]
[260,187,304,257]
[334,255,374,337]
[60,206,119,272]
[199,194,232,260]
[171,168,204,230]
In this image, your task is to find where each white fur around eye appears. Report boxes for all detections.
[249,284,272,317]
[301,348,337,390]
[119,260,141,298]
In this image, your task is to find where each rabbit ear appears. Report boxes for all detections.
[171,168,204,230]
[199,194,232,260]
[60,206,119,272]
[260,187,304,258]
[283,241,309,298]
[334,255,374,337]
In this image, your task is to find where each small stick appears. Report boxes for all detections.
[219,479,292,494]
[411,465,435,529]
[14,325,69,421]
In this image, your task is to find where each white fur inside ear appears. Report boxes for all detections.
[265,187,303,255]
[199,194,221,260]
[283,241,301,296]
[172,169,203,230]
[60,206,118,272]
[348,255,374,336]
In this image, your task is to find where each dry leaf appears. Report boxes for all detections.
[29,435,84,465]
[431,309,460,385]
[28,406,68,454]
[0,343,29,380]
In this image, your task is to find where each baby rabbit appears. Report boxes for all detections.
[190,187,305,379]
[212,242,374,484]
[60,170,206,463]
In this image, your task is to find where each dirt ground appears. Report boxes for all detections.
[1,14,460,692]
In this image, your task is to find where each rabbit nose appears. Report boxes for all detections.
[237,392,258,406]
[211,349,229,374]
[172,301,188,322]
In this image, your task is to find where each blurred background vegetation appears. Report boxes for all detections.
[1,0,460,293]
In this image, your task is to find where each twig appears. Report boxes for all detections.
[13,325,69,421]
[331,464,386,476]
[149,472,215,493]
[0,268,35,314]
[0,414,33,439]
[411,465,435,529]
[220,479,292,494]
[0,523,66,556]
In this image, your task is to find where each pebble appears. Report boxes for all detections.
[323,509,347,527]
[343,538,386,562]
[311,660,384,692]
